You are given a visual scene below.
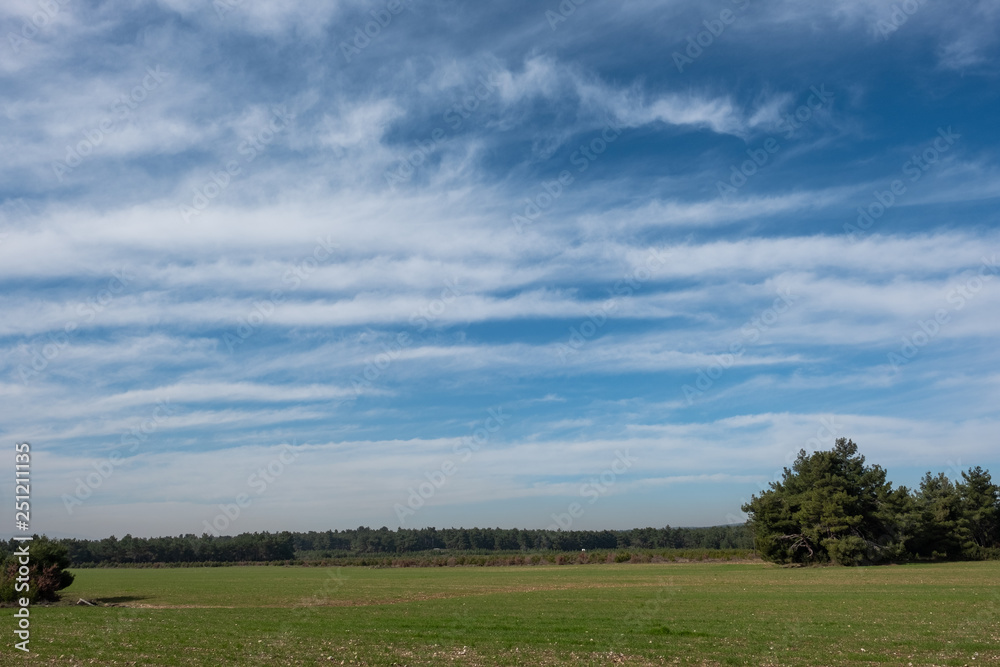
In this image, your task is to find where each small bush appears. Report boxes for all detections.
[0,537,74,603]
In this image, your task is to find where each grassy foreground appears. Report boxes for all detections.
[7,561,1000,666]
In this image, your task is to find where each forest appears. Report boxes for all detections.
[24,524,752,566]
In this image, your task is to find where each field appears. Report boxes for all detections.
[9,561,1000,666]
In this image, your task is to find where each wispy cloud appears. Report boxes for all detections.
[1,0,997,537]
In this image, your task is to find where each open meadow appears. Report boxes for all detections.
[11,561,1000,666]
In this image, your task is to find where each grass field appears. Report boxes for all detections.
[9,561,1000,666]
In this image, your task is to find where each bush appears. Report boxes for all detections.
[0,537,75,603]
[823,536,868,566]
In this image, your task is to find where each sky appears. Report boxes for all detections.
[1,0,999,540]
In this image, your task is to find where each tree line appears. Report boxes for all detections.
[3,525,751,566]
[743,438,999,565]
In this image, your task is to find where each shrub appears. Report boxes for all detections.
[0,537,75,603]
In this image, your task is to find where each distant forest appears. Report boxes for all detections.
[5,525,752,566]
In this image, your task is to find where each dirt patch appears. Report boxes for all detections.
[107,580,681,610]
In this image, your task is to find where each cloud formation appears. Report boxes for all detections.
[1,0,998,538]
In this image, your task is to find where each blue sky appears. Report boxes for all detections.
[1,0,999,539]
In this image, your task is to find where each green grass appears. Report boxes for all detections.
[10,561,1000,665]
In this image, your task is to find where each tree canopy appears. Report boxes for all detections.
[743,439,1000,565]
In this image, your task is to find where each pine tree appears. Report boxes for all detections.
[742,439,909,565]
[912,472,968,559]
[957,466,999,556]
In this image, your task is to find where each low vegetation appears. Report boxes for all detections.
[66,547,754,569]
